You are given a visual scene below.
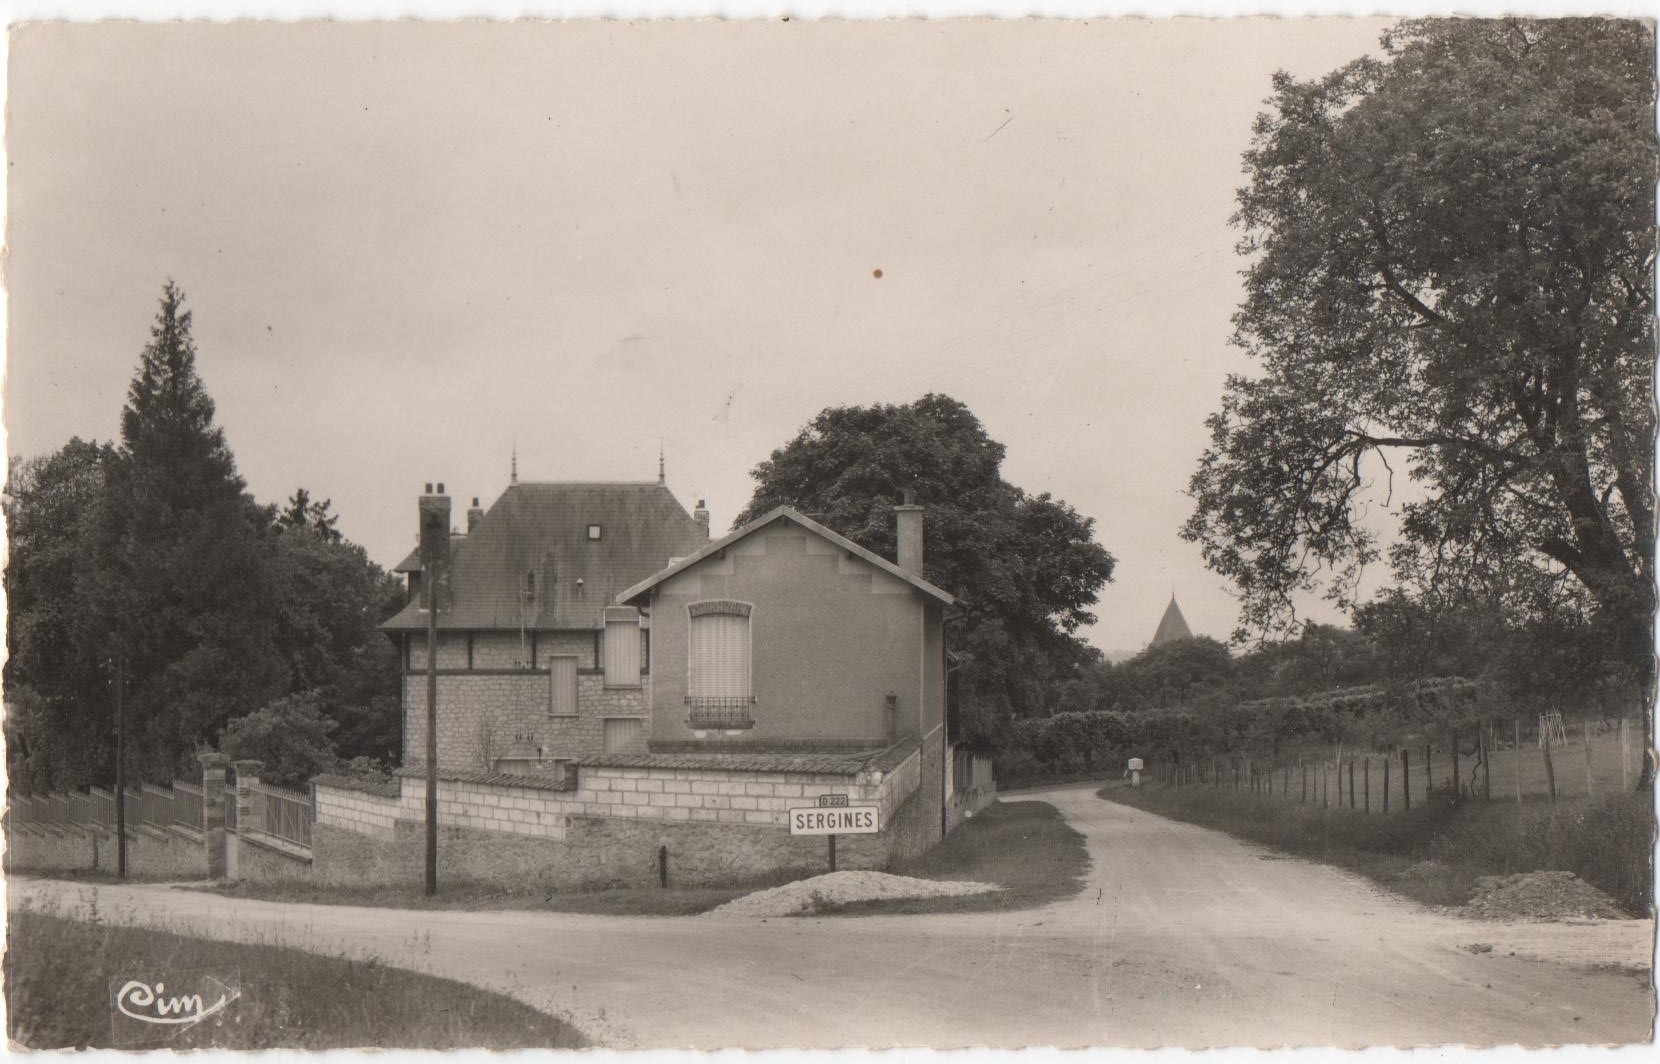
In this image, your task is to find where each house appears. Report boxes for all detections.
[379,477,710,775]
[303,484,988,890]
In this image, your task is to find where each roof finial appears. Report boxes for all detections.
[511,442,519,486]
[658,442,666,486]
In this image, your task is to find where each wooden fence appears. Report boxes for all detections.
[1149,716,1645,810]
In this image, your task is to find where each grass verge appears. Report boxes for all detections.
[804,799,1090,916]
[5,911,587,1050]
[186,868,806,916]
[1101,780,1653,916]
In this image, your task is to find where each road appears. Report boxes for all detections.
[10,785,1655,1048]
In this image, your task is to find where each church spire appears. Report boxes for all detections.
[1151,595,1194,647]
[658,443,666,486]
[510,442,518,486]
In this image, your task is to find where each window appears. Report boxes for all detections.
[603,606,642,688]
[548,655,578,717]
[587,523,603,541]
[687,601,754,730]
[603,717,646,754]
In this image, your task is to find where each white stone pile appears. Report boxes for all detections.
[705,870,1000,917]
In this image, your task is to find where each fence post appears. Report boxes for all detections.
[1300,759,1306,803]
[1383,754,1391,813]
[1583,720,1594,797]
[233,759,264,840]
[1348,760,1356,810]
[1541,724,1556,803]
[1322,762,1329,809]
[1363,758,1370,813]
[198,752,229,880]
[1424,744,1432,804]
[1514,717,1524,808]
[1401,748,1412,812]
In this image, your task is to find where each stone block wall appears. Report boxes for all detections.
[882,728,947,862]
[313,783,402,839]
[403,672,554,771]
[231,833,312,882]
[399,777,571,838]
[571,766,881,828]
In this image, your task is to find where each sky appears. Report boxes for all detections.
[2,17,1410,655]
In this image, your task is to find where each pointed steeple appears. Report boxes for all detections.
[510,443,518,486]
[658,443,666,486]
[1151,595,1194,647]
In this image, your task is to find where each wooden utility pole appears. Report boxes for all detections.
[1514,717,1523,808]
[1401,748,1411,812]
[419,484,450,897]
[1451,728,1461,804]
[114,655,127,879]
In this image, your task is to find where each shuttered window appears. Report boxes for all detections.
[548,656,578,717]
[603,717,646,754]
[602,607,642,688]
[687,601,754,729]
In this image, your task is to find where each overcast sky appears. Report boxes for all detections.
[5,17,1407,653]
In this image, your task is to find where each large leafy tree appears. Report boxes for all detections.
[737,394,1116,725]
[1184,21,1656,753]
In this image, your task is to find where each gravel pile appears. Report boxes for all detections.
[1462,871,1628,921]
[704,871,1000,917]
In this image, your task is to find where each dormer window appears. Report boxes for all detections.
[587,524,603,541]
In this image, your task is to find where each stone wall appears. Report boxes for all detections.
[402,634,651,771]
[6,826,207,880]
[230,832,313,882]
[399,777,570,839]
[313,782,402,839]
[5,828,97,874]
[883,728,947,862]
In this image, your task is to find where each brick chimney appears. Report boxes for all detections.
[694,498,711,540]
[418,482,452,609]
[895,491,924,575]
[466,496,484,533]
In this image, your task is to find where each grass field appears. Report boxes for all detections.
[1102,778,1654,916]
[5,910,588,1050]
[805,799,1090,915]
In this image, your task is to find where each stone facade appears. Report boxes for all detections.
[401,631,651,772]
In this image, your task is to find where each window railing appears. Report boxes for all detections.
[685,695,756,730]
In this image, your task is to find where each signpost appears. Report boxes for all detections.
[791,793,879,872]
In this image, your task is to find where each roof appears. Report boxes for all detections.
[618,506,954,607]
[580,736,920,778]
[382,482,708,632]
[1151,595,1195,646]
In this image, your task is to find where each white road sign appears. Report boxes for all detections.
[789,805,880,835]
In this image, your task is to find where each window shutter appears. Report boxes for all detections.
[603,607,642,687]
[689,610,751,700]
[548,656,578,716]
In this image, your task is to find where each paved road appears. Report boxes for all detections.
[11,785,1655,1048]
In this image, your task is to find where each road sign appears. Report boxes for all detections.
[817,793,849,808]
[789,805,879,835]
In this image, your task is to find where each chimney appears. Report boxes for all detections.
[418,483,452,609]
[694,498,711,540]
[894,491,924,575]
[467,496,484,533]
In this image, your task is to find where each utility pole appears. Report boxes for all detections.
[420,484,449,896]
[114,654,127,879]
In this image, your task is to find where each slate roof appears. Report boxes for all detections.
[1151,595,1195,646]
[580,736,921,778]
[618,506,954,607]
[382,482,708,632]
